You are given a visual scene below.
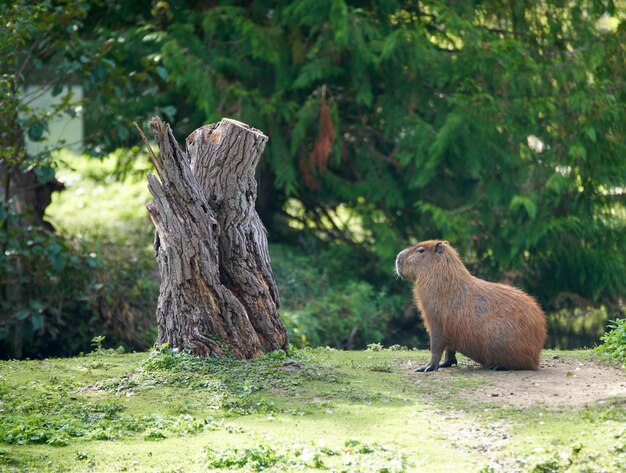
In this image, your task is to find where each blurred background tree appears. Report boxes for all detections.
[1,0,624,358]
[0,0,160,358]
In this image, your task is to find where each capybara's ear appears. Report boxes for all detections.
[435,242,444,253]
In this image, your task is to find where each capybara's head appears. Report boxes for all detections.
[395,240,455,281]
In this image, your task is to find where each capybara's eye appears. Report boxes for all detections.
[416,247,425,253]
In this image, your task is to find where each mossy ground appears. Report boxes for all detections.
[1,348,624,473]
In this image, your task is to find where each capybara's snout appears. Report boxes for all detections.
[395,249,407,278]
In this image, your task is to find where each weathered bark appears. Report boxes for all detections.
[145,117,288,359]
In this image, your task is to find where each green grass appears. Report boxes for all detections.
[1,348,624,472]
[46,149,153,248]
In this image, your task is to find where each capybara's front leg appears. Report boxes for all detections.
[415,333,445,372]
[438,349,458,368]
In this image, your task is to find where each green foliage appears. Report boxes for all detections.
[119,345,351,419]
[282,281,400,349]
[0,0,167,158]
[0,0,155,171]
[0,375,218,447]
[204,444,286,471]
[1,1,88,164]
[3,0,625,358]
[0,206,156,359]
[141,344,314,392]
[0,1,161,359]
[202,441,405,472]
[547,306,615,349]
[0,376,126,446]
[272,244,405,349]
[596,318,626,367]
[146,0,626,312]
[88,336,125,357]
[0,151,158,359]
[90,335,106,352]
[0,213,97,358]
[366,343,409,352]
[524,441,626,473]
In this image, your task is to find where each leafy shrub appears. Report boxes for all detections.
[0,152,158,359]
[272,244,410,349]
[596,318,626,367]
[282,281,400,349]
[0,206,156,359]
[0,215,95,358]
[546,306,613,349]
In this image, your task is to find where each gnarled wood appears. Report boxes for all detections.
[145,117,288,359]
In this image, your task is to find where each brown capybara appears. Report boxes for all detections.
[395,240,546,372]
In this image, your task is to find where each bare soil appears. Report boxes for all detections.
[409,355,626,408]
[406,354,625,472]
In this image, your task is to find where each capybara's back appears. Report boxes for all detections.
[395,240,546,371]
[448,278,546,369]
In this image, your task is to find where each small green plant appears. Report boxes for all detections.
[90,335,106,352]
[143,429,167,441]
[202,441,405,472]
[596,318,626,367]
[142,344,183,371]
[478,466,497,473]
[366,343,410,352]
[88,335,125,356]
[368,363,394,373]
[204,444,285,470]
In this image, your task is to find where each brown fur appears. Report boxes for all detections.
[395,240,546,371]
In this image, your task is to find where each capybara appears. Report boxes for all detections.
[395,240,546,372]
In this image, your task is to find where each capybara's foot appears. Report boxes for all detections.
[487,363,509,371]
[415,363,439,372]
[439,353,458,368]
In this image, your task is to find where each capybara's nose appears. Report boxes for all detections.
[395,252,405,277]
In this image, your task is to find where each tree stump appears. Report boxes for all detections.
[144,117,289,359]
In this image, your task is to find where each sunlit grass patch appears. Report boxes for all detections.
[47,149,153,247]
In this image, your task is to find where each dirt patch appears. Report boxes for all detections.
[408,355,626,408]
[405,355,625,472]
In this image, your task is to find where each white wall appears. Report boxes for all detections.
[23,85,84,156]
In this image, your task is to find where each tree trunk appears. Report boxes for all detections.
[0,163,64,232]
[145,117,288,359]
